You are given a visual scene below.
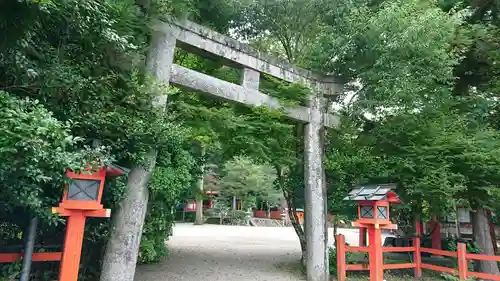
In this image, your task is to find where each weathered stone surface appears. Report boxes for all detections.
[99,28,177,281]
[304,95,329,281]
[241,68,260,90]
[170,64,340,128]
[100,162,153,281]
[152,19,343,96]
[194,161,205,225]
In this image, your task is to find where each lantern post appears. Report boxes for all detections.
[52,164,126,281]
[344,184,401,281]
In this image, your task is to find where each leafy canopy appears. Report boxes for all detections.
[215,156,281,208]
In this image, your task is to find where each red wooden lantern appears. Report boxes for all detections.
[344,183,401,281]
[52,164,127,281]
[345,183,400,227]
[58,167,107,211]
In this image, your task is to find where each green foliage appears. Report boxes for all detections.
[445,238,482,254]
[441,273,477,281]
[0,0,177,166]
[206,198,231,224]
[0,0,204,278]
[328,245,355,276]
[296,0,500,243]
[232,0,330,63]
[4,0,500,278]
[0,260,21,281]
[139,126,195,263]
[0,91,86,220]
[309,0,461,111]
[216,156,280,210]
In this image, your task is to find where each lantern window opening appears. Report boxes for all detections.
[377,206,388,219]
[360,205,374,218]
[67,179,101,201]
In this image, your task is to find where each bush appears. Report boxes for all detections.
[329,245,353,275]
[138,141,195,264]
[328,241,369,276]
[226,210,249,225]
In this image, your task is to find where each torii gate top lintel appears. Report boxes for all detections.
[153,19,342,90]
[149,18,343,129]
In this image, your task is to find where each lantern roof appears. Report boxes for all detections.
[343,183,400,202]
[106,163,130,177]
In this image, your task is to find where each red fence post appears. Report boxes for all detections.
[337,234,347,281]
[413,236,422,278]
[457,242,468,280]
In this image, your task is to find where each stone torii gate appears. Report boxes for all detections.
[149,19,342,281]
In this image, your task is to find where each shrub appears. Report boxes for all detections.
[329,244,354,275]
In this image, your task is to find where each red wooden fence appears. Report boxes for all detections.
[0,252,62,263]
[336,234,500,281]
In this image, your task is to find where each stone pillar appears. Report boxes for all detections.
[100,28,177,281]
[147,27,178,105]
[304,94,328,281]
[241,68,260,89]
[194,160,205,225]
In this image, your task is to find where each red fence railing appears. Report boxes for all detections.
[336,234,500,281]
[0,252,62,263]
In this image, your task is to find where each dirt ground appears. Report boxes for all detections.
[134,223,306,281]
[134,223,385,281]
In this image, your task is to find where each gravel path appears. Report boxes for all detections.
[134,223,366,281]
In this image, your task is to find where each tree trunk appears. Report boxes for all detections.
[285,192,307,267]
[194,196,204,225]
[100,161,153,281]
[472,207,500,275]
[455,206,461,238]
[276,164,307,268]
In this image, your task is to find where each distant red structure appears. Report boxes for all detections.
[252,209,304,224]
[184,199,213,212]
